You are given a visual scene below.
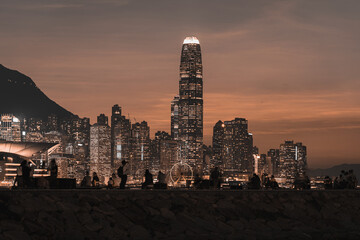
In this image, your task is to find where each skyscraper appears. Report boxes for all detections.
[178,36,203,170]
[220,118,253,174]
[212,120,224,167]
[279,141,307,186]
[90,114,111,183]
[0,114,21,142]
[170,95,179,140]
[130,121,150,176]
[111,104,132,172]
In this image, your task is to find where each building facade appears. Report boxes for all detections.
[171,95,180,141]
[90,114,111,183]
[279,141,307,186]
[178,36,203,171]
[213,118,253,175]
[0,114,21,142]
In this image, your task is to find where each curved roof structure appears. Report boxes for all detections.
[183,36,200,44]
[0,141,59,159]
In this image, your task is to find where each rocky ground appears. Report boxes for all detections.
[0,190,359,240]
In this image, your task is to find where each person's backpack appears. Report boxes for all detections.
[117,166,123,177]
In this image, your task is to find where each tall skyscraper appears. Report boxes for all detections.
[0,114,21,142]
[130,121,150,176]
[111,104,122,168]
[267,149,280,176]
[219,118,253,174]
[111,105,132,172]
[170,95,179,140]
[279,141,307,186]
[178,36,203,170]
[212,120,224,167]
[90,114,111,183]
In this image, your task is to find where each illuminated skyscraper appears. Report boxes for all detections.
[279,141,307,186]
[111,104,131,172]
[170,95,179,140]
[130,121,150,176]
[212,120,224,167]
[90,114,111,183]
[178,36,203,170]
[0,114,21,142]
[219,118,253,174]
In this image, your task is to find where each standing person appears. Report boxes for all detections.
[118,160,128,189]
[49,159,58,179]
[210,167,221,189]
[14,160,25,188]
[21,160,31,188]
[92,172,100,187]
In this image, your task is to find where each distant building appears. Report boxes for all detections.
[112,109,132,173]
[130,121,150,177]
[151,131,177,176]
[170,95,180,141]
[178,36,203,171]
[279,141,307,186]
[212,120,224,167]
[216,118,254,175]
[46,114,58,132]
[90,114,111,184]
[97,114,108,126]
[0,114,21,142]
[267,149,280,176]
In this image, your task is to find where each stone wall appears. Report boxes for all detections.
[0,190,359,240]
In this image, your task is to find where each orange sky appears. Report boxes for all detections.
[1,0,360,168]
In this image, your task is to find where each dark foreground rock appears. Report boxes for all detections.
[0,190,359,240]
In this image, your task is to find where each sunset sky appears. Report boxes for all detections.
[1,0,360,168]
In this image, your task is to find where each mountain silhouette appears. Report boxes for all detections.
[308,163,360,180]
[0,64,74,120]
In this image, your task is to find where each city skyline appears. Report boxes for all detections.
[1,0,360,168]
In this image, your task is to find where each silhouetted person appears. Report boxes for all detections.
[157,171,166,184]
[92,172,100,187]
[210,167,221,189]
[264,176,271,189]
[81,171,92,187]
[324,176,333,189]
[22,160,31,188]
[154,171,167,189]
[194,173,202,189]
[270,175,279,189]
[249,173,261,189]
[118,160,128,189]
[49,159,58,179]
[14,160,28,188]
[142,169,153,189]
[108,177,114,189]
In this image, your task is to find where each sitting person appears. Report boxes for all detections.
[142,169,153,189]
[107,177,114,189]
[269,175,279,189]
[248,173,261,189]
[92,172,100,187]
[154,171,167,189]
[193,173,202,189]
[81,171,92,187]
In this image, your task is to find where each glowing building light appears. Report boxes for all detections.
[183,36,200,44]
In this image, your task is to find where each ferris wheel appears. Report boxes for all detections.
[169,141,194,185]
